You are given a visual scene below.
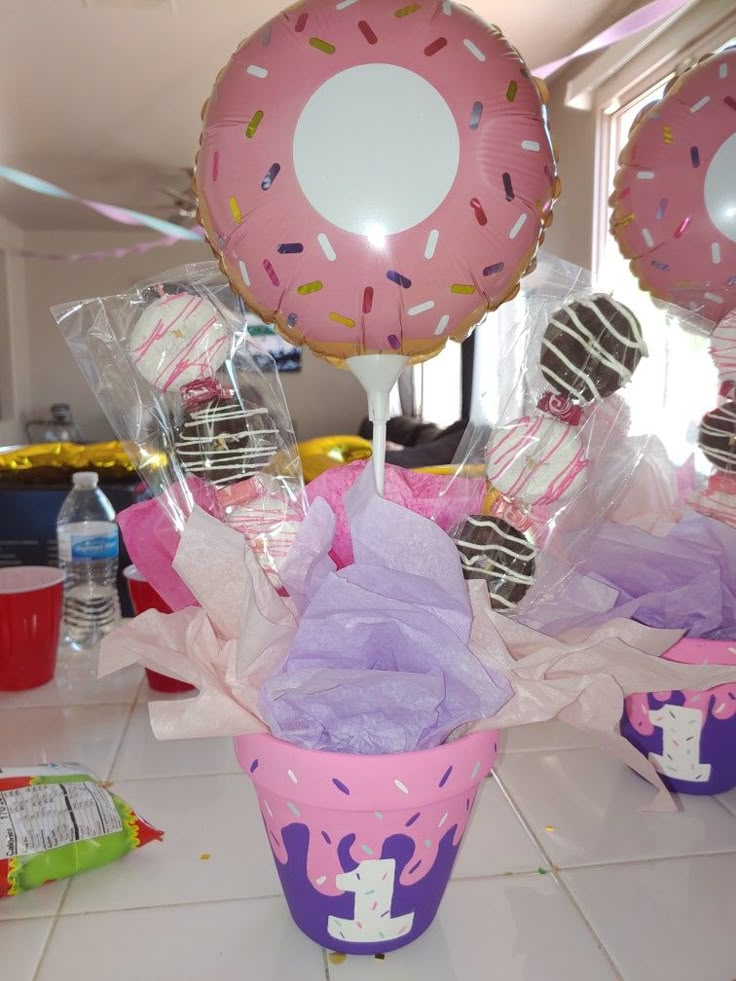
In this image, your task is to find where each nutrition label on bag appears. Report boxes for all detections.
[0,782,123,858]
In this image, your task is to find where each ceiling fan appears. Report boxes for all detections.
[153,167,198,227]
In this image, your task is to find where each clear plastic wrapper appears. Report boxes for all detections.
[442,251,712,623]
[52,262,307,589]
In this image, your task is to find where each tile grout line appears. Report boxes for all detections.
[491,769,736,869]
[490,770,558,868]
[713,795,736,818]
[490,770,624,979]
[552,870,625,980]
[36,676,143,962]
[59,891,287,919]
[31,881,70,981]
[104,678,146,781]
[553,846,736,874]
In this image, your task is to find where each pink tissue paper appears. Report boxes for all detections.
[305,460,485,567]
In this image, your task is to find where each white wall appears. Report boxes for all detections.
[18,229,366,443]
[542,60,598,272]
[0,214,30,446]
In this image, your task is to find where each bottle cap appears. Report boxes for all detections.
[72,471,99,489]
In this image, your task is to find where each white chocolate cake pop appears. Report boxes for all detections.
[129,291,229,392]
[485,415,589,507]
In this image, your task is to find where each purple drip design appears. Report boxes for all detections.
[332,778,351,796]
[438,765,453,788]
[271,822,462,954]
[621,690,736,795]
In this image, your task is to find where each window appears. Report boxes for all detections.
[594,29,736,472]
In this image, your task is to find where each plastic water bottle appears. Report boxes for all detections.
[57,472,120,651]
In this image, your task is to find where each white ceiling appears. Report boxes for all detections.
[0,0,633,230]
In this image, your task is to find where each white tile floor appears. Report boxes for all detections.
[2,667,736,980]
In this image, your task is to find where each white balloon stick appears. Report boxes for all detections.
[347,353,408,496]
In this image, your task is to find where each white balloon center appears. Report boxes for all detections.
[293,64,460,238]
[704,132,736,244]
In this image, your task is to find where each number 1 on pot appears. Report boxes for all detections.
[648,704,711,783]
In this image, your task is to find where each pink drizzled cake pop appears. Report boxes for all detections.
[691,472,736,530]
[217,475,303,585]
[610,48,736,323]
[485,416,588,508]
[129,291,229,392]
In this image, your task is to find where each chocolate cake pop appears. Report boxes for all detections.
[698,401,736,472]
[174,391,280,487]
[540,294,647,403]
[452,515,537,611]
[710,314,736,395]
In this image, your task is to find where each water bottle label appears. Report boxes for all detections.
[59,529,118,561]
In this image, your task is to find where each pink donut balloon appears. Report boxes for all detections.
[196,0,558,366]
[611,48,736,324]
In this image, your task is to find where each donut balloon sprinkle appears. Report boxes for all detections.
[196,0,558,366]
[610,48,736,323]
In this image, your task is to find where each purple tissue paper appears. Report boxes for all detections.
[520,510,736,640]
[260,464,513,753]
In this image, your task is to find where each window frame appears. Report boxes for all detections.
[592,5,736,278]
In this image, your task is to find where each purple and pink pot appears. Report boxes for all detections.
[235,729,498,954]
[621,638,736,795]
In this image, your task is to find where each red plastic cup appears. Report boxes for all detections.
[123,565,195,694]
[0,567,64,690]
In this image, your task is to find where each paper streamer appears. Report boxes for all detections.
[0,165,204,242]
[533,0,692,79]
[2,234,190,264]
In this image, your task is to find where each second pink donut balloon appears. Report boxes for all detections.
[196,0,558,365]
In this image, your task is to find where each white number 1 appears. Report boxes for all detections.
[648,704,711,783]
[328,858,414,944]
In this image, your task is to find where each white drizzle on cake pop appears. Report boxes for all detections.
[175,403,279,486]
[541,295,647,403]
[698,401,736,471]
[453,515,537,610]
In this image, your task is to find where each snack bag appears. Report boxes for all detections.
[0,764,162,897]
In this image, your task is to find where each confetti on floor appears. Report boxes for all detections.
[329,953,347,965]
[545,825,556,832]
[199,853,211,861]
[537,867,549,875]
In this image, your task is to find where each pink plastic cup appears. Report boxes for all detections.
[622,637,736,795]
[123,565,195,694]
[0,566,64,690]
[235,729,498,954]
